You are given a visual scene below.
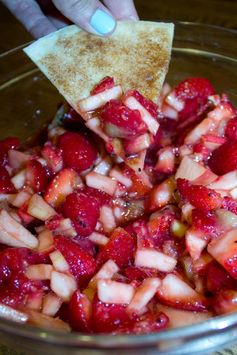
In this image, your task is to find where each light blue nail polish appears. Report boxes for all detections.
[90,9,116,35]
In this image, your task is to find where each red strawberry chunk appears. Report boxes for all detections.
[92,294,130,333]
[26,160,48,193]
[58,132,98,172]
[100,99,147,139]
[192,209,219,239]
[41,142,63,174]
[54,236,96,286]
[124,266,159,282]
[172,77,215,122]
[97,227,135,269]
[125,90,158,118]
[208,140,237,175]
[80,186,111,207]
[0,137,20,166]
[114,311,169,334]
[222,196,237,215]
[91,76,115,95]
[69,290,92,332]
[206,261,237,293]
[177,178,223,211]
[225,116,237,140]
[0,166,16,194]
[63,192,100,237]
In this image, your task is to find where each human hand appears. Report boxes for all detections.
[2,0,139,38]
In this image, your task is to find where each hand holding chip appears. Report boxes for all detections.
[2,0,138,38]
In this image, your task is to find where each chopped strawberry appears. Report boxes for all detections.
[0,248,47,307]
[177,178,223,211]
[208,140,237,175]
[125,90,158,118]
[58,132,98,172]
[0,137,20,166]
[69,290,92,332]
[147,210,176,249]
[63,192,100,237]
[168,77,215,122]
[222,196,237,215]
[92,294,130,333]
[206,261,237,293]
[41,142,63,174]
[0,166,16,194]
[54,236,96,286]
[44,168,82,208]
[91,76,115,95]
[100,99,147,139]
[97,227,135,269]
[124,266,159,282]
[193,143,210,160]
[26,160,48,193]
[192,209,219,239]
[18,203,35,225]
[114,311,169,334]
[225,117,237,140]
[80,186,111,207]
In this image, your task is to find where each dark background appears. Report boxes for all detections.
[0,0,236,54]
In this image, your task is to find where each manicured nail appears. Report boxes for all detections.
[90,9,116,35]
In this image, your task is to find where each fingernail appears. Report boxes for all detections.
[90,9,116,35]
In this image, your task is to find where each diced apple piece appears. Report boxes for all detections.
[37,229,54,253]
[85,171,117,196]
[52,218,77,237]
[11,190,32,208]
[171,220,188,238]
[50,271,77,302]
[127,278,161,315]
[156,274,207,311]
[49,250,69,273]
[25,264,53,280]
[86,117,110,142]
[181,203,194,224]
[42,293,63,317]
[0,210,38,249]
[135,249,177,272]
[94,156,112,175]
[208,229,237,279]
[27,309,70,332]
[184,118,215,145]
[0,303,28,323]
[8,150,31,170]
[89,260,119,288]
[208,171,237,191]
[124,133,152,155]
[148,178,175,211]
[165,91,184,111]
[99,205,116,233]
[186,229,208,261]
[124,96,159,135]
[27,194,56,221]
[97,279,135,304]
[78,85,122,113]
[155,147,175,174]
[88,232,109,246]
[158,305,212,328]
[109,168,132,188]
[176,156,209,182]
[11,169,26,189]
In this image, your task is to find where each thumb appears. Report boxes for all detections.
[52,0,116,35]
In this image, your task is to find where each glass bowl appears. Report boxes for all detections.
[0,22,237,355]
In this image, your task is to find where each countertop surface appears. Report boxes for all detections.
[0,0,237,354]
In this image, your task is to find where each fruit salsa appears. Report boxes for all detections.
[0,76,237,334]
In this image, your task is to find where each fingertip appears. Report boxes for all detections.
[90,8,116,35]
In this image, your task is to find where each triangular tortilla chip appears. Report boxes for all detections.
[24,21,174,108]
